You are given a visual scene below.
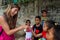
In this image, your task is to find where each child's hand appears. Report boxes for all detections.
[26,26,32,32]
[35,33,42,37]
[43,22,48,31]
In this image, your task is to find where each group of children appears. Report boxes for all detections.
[25,10,48,40]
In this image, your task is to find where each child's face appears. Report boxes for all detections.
[46,28,54,40]
[43,22,54,40]
[26,21,31,26]
[35,18,41,25]
[42,12,47,17]
[43,22,48,31]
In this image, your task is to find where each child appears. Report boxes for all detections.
[41,10,49,40]
[41,10,49,26]
[42,21,48,40]
[45,20,56,40]
[25,20,32,40]
[42,20,56,40]
[32,16,43,40]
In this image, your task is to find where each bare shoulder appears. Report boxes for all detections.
[0,16,5,23]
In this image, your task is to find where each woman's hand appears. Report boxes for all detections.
[19,25,28,30]
[24,25,29,29]
[0,16,29,35]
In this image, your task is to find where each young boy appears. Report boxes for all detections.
[41,10,49,26]
[41,10,48,21]
[32,16,43,40]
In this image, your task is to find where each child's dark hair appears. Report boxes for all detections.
[45,20,60,40]
[35,16,41,20]
[41,10,47,13]
[26,20,31,23]
[54,25,60,40]
[45,20,56,30]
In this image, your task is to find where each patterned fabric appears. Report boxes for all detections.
[25,26,32,40]
[25,32,32,39]
[25,38,32,40]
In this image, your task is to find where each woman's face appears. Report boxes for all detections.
[10,8,19,17]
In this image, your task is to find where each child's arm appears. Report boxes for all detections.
[31,30,37,37]
[31,26,42,37]
[31,30,42,37]
[36,33,42,37]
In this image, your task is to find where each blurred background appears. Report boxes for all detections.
[0,0,60,40]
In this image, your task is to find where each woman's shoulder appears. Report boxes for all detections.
[0,16,4,18]
[0,16,5,22]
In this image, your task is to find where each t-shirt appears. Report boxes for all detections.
[41,17,49,26]
[42,31,47,38]
[41,17,48,21]
[24,26,32,39]
[32,24,43,40]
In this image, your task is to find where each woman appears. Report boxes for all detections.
[0,4,28,40]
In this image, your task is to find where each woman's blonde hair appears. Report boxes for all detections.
[4,4,20,16]
[4,4,20,29]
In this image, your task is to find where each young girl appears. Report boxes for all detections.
[43,20,56,40]
[25,20,32,40]
[42,21,48,40]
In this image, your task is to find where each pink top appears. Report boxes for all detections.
[26,28,32,32]
[0,26,15,40]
